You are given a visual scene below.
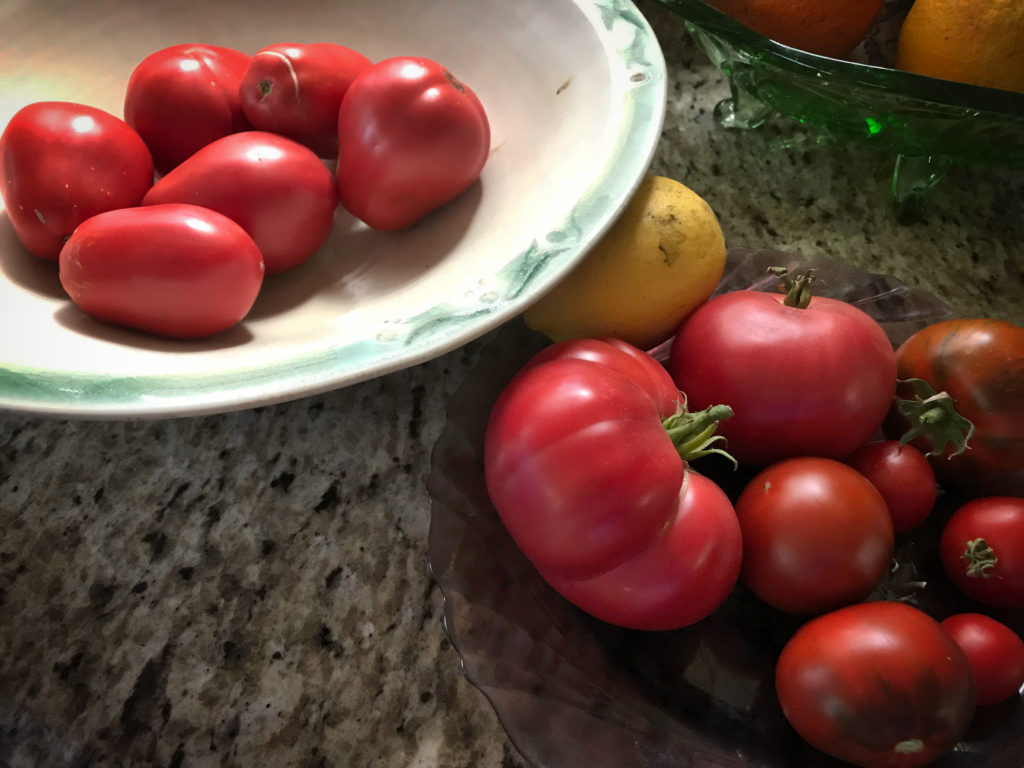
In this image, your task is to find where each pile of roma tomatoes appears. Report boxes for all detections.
[0,42,490,338]
[484,267,1024,768]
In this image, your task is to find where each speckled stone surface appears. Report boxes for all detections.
[1,3,1023,767]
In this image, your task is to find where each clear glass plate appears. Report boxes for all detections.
[652,0,1024,216]
[427,249,1024,768]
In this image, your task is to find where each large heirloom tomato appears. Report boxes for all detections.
[776,601,976,768]
[939,496,1024,609]
[124,43,251,174]
[888,318,1024,497]
[59,204,264,339]
[0,101,153,260]
[668,270,897,466]
[336,56,490,231]
[484,338,742,631]
[142,131,337,274]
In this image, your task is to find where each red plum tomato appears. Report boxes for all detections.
[239,42,372,158]
[776,601,976,768]
[336,56,490,231]
[844,440,937,533]
[0,101,153,260]
[59,204,264,339]
[735,457,894,615]
[889,318,1024,497]
[484,338,742,631]
[941,612,1024,706]
[668,283,897,466]
[124,43,251,174]
[939,496,1024,609]
[142,131,337,274]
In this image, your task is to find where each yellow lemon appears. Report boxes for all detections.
[523,175,726,350]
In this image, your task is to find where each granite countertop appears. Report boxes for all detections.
[2,2,1022,767]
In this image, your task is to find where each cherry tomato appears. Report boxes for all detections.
[940,496,1024,609]
[239,42,372,158]
[735,457,894,615]
[0,101,153,260]
[668,271,897,466]
[888,318,1024,498]
[941,612,1024,706]
[142,131,337,274]
[844,440,937,533]
[336,56,490,231]
[776,601,975,768]
[484,338,742,631]
[124,43,251,174]
[59,204,264,339]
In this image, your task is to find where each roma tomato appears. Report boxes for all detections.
[0,101,153,260]
[336,56,490,230]
[124,43,251,174]
[844,440,937,533]
[142,131,337,274]
[668,270,897,466]
[239,42,372,158]
[484,338,742,631]
[941,613,1024,706]
[940,496,1024,609]
[888,318,1024,497]
[735,457,894,615]
[776,601,975,768]
[59,204,264,339]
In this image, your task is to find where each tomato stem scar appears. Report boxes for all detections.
[961,537,998,578]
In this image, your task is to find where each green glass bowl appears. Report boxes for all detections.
[653,0,1024,215]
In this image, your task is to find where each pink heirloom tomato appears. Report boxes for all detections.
[0,101,154,260]
[239,42,372,158]
[668,268,897,466]
[336,56,490,231]
[142,131,337,274]
[124,43,251,174]
[59,204,264,339]
[484,338,743,631]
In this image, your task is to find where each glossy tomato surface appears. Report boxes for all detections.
[940,497,1024,609]
[668,289,897,466]
[239,42,372,158]
[336,56,490,231]
[59,204,264,338]
[776,601,976,768]
[941,613,1024,706]
[484,338,742,630]
[0,101,153,260]
[142,131,337,274]
[845,440,937,533]
[735,457,894,615]
[890,318,1024,497]
[124,43,251,174]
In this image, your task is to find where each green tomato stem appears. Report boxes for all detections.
[961,537,998,579]
[767,266,816,309]
[662,403,735,466]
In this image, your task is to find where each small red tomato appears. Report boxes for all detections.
[844,440,937,533]
[124,43,251,173]
[59,204,264,339]
[940,496,1024,609]
[941,612,1024,706]
[336,56,490,230]
[239,42,372,158]
[0,101,153,260]
[735,457,894,615]
[776,601,975,768]
[142,131,337,274]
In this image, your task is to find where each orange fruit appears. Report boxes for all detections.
[896,0,1024,93]
[705,0,886,58]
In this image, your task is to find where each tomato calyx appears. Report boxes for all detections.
[870,549,927,603]
[662,401,736,466]
[767,265,815,309]
[961,537,999,579]
[895,378,975,458]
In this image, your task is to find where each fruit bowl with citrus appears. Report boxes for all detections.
[653,0,1024,215]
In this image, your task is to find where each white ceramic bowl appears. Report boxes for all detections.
[0,0,665,418]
